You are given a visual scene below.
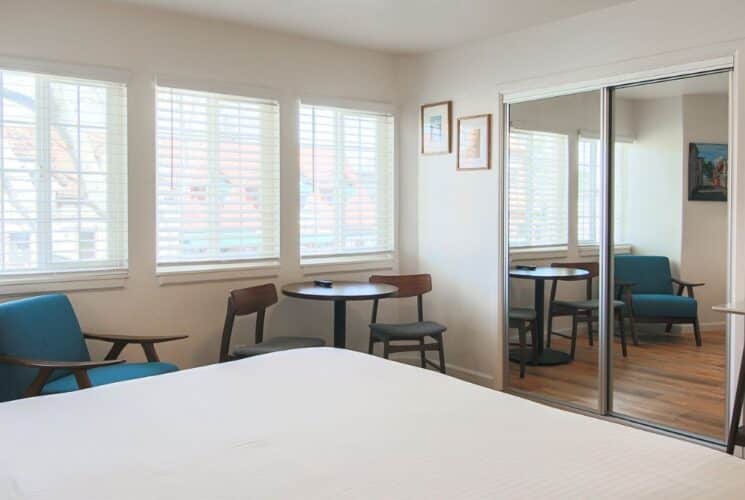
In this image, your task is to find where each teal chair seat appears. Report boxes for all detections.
[41,362,178,395]
[631,294,697,319]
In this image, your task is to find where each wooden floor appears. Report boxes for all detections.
[508,327,726,440]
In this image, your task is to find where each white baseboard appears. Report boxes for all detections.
[545,321,725,336]
[395,354,494,387]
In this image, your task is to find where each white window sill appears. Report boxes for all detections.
[577,244,633,257]
[156,260,280,286]
[0,270,128,297]
[301,253,396,276]
[510,246,569,262]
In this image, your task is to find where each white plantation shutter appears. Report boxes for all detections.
[577,136,630,246]
[509,129,568,248]
[156,87,279,266]
[0,68,127,275]
[299,103,394,258]
[577,136,601,246]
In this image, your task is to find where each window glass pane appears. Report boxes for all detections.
[298,103,394,257]
[0,69,127,274]
[156,87,279,265]
[508,129,569,248]
[576,136,631,246]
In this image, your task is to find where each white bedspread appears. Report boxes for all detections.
[1,347,743,499]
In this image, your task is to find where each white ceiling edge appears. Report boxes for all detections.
[105,0,635,55]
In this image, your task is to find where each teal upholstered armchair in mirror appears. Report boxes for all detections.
[0,294,188,402]
[614,255,703,346]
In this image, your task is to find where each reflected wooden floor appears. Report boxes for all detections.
[508,329,726,440]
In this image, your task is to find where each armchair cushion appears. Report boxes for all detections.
[41,362,178,395]
[0,294,90,402]
[615,255,674,295]
[630,294,697,319]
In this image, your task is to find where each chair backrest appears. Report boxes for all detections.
[0,294,90,402]
[369,274,432,322]
[550,262,598,301]
[219,283,278,362]
[614,255,673,295]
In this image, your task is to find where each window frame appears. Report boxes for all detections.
[297,98,397,268]
[154,83,282,276]
[0,62,129,292]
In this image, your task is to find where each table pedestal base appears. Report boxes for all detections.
[509,348,572,366]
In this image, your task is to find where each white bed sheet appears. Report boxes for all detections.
[1,347,743,499]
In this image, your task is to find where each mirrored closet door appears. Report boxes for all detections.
[609,70,731,441]
[506,89,603,412]
[504,67,732,444]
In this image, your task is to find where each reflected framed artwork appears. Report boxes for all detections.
[457,114,491,170]
[421,101,452,155]
[688,142,728,201]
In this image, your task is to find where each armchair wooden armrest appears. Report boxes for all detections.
[0,354,124,397]
[83,333,188,362]
[671,278,704,297]
[614,281,635,312]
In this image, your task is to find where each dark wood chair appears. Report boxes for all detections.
[546,262,634,358]
[219,284,325,362]
[508,307,536,378]
[368,274,447,373]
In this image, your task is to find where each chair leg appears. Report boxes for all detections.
[617,310,627,357]
[518,325,527,379]
[546,308,554,348]
[419,338,426,368]
[586,315,593,346]
[628,312,639,346]
[368,334,375,354]
[383,339,390,359]
[437,334,446,374]
[693,319,702,347]
[570,314,578,360]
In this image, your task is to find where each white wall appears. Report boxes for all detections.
[396,0,745,389]
[0,0,399,367]
[622,97,684,272]
[682,94,730,326]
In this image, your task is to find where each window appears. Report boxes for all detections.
[156,87,279,267]
[509,129,569,248]
[577,136,631,246]
[298,103,394,259]
[0,68,127,275]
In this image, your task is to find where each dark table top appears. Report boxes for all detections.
[509,266,590,281]
[281,281,399,301]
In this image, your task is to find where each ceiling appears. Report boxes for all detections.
[108,0,634,54]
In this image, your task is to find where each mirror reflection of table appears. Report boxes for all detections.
[509,266,591,366]
[713,302,745,454]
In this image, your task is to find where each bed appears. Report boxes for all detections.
[1,348,743,499]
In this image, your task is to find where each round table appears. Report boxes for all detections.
[282,281,398,348]
[509,267,590,366]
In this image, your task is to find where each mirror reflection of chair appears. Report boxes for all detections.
[547,262,632,358]
[508,308,536,378]
[614,255,703,346]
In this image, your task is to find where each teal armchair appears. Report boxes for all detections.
[0,294,187,402]
[614,255,703,346]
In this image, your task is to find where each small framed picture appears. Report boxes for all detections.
[688,142,728,201]
[457,114,491,170]
[421,101,452,155]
